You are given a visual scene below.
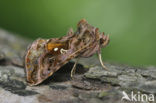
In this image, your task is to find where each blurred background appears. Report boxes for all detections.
[0,0,156,67]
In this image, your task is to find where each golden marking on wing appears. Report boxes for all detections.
[47,43,63,51]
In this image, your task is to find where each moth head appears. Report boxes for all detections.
[99,32,110,47]
[94,28,110,48]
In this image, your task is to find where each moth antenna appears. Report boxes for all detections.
[71,59,79,78]
[98,52,108,70]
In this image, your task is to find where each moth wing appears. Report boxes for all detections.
[25,38,76,86]
[25,39,47,85]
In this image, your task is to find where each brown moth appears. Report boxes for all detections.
[25,19,110,86]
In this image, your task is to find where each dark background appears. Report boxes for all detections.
[0,0,156,66]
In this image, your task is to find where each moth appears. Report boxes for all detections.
[25,19,110,86]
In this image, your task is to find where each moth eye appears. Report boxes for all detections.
[54,47,58,51]
[60,48,68,54]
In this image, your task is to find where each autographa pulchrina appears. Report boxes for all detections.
[25,19,110,86]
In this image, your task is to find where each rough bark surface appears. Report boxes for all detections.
[0,29,155,103]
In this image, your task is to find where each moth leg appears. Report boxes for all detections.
[71,59,79,78]
[98,52,108,70]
